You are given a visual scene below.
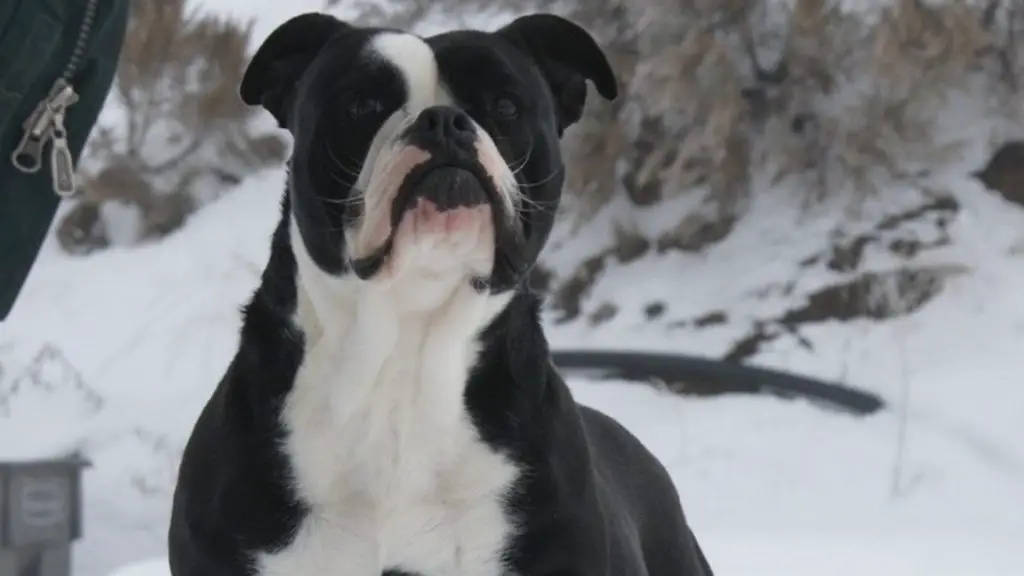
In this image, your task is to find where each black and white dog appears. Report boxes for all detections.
[169,11,713,576]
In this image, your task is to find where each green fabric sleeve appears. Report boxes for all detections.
[0,0,129,321]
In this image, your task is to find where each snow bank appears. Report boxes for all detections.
[106,559,170,576]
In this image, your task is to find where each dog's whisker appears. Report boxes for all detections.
[516,194,559,214]
[316,194,362,207]
[519,169,561,189]
[510,147,532,174]
[326,144,364,172]
[325,144,365,180]
[325,170,356,188]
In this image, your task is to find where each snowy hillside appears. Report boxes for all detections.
[2,1,1023,575]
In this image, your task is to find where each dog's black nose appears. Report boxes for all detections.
[405,106,476,152]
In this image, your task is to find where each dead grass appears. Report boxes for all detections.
[64,0,288,254]
[73,0,1015,255]
[371,0,1018,229]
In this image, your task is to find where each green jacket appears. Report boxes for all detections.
[0,0,129,321]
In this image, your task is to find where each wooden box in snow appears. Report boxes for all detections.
[0,454,88,576]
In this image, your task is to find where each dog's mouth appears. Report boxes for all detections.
[390,164,492,220]
[349,162,507,281]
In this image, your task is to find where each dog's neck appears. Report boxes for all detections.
[284,212,515,428]
[292,269,510,368]
[291,212,511,342]
[236,206,550,456]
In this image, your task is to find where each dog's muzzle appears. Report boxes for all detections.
[350,105,516,282]
[390,165,490,226]
[391,105,497,216]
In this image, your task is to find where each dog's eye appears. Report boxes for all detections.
[347,97,385,120]
[492,94,521,120]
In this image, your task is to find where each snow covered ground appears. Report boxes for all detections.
[2,1,1023,575]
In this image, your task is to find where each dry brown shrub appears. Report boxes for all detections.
[63,0,288,254]
[584,0,997,217]
[343,0,1020,230]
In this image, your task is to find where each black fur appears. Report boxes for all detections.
[170,11,712,576]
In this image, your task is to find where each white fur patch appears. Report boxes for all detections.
[369,33,444,112]
[255,212,519,576]
[385,199,497,291]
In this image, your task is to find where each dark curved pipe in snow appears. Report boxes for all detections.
[550,350,886,416]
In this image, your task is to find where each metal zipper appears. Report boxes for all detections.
[10,0,99,198]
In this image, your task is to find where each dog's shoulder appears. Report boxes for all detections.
[170,198,309,576]
[171,353,313,575]
[169,359,306,576]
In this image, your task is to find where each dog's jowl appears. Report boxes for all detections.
[168,11,713,576]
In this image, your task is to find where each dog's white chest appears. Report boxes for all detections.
[256,296,519,576]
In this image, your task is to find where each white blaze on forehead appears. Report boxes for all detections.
[346,31,521,276]
[352,33,447,215]
[368,32,444,112]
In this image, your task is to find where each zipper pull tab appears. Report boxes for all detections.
[11,102,53,173]
[11,79,80,180]
[50,111,77,198]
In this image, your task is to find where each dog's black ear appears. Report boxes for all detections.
[497,14,618,133]
[240,13,351,128]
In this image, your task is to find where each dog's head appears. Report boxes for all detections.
[241,12,616,308]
